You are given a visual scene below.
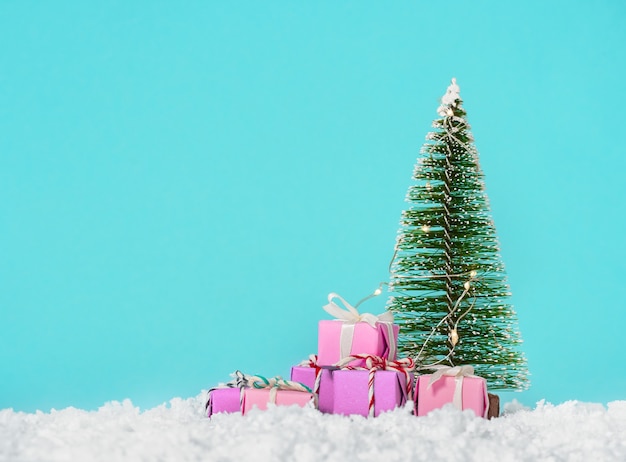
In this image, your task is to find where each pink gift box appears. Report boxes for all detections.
[241,388,315,415]
[206,388,241,417]
[317,320,399,367]
[316,369,412,417]
[414,374,489,418]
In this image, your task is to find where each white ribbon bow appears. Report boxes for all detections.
[323,292,396,361]
[323,292,394,327]
[428,365,488,416]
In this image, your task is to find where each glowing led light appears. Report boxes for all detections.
[450,329,459,346]
[421,225,430,233]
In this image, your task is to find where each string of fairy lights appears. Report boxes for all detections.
[364,267,483,370]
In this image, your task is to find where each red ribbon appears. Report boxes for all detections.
[298,354,323,394]
[337,354,414,417]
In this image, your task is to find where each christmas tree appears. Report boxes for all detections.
[387,78,528,390]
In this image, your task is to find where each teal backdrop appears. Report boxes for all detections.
[1,1,625,412]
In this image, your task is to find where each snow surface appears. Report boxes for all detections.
[2,395,626,462]
[437,77,461,116]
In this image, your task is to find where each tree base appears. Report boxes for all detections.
[487,393,500,419]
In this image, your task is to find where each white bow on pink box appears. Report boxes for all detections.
[317,292,398,367]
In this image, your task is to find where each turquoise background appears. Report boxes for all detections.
[1,2,625,412]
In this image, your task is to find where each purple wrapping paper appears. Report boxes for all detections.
[304,368,411,417]
[290,366,318,391]
[206,388,241,417]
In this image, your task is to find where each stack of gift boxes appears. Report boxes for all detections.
[206,293,493,419]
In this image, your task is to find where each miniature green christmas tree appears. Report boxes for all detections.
[387,78,528,390]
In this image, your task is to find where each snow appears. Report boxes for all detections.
[2,395,626,461]
[437,77,461,116]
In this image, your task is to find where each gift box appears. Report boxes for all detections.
[207,371,315,417]
[414,368,489,418]
[206,387,241,417]
[317,368,412,417]
[317,320,399,367]
[290,366,318,392]
[318,292,399,367]
[242,387,315,414]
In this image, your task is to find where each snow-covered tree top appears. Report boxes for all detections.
[437,77,461,116]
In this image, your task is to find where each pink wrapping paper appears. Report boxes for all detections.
[317,320,399,367]
[315,369,412,417]
[206,388,241,417]
[414,374,489,418]
[241,388,315,414]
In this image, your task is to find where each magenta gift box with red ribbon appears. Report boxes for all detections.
[317,369,413,417]
[291,354,414,418]
[414,366,489,418]
[317,293,399,367]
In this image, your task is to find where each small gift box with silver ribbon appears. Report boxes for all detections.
[413,365,490,418]
[317,292,399,367]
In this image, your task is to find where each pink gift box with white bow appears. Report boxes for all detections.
[317,292,399,367]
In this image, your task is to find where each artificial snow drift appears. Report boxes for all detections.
[1,395,625,462]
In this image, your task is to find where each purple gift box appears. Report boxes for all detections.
[293,367,411,417]
[290,366,318,391]
[206,388,241,417]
